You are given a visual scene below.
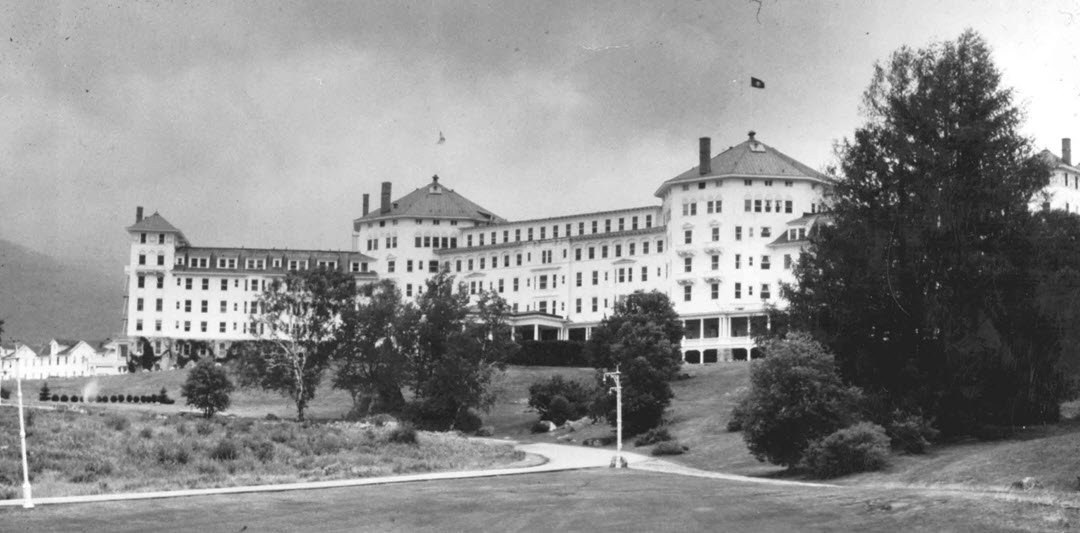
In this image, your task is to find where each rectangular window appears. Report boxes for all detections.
[784,254,793,269]
[184,321,191,332]
[387,260,395,273]
[657,240,664,253]
[141,233,148,244]
[540,227,546,240]
[754,199,762,212]
[645,215,652,228]
[201,300,208,313]
[631,216,638,230]
[406,284,413,297]
[137,275,145,288]
[734,283,742,299]
[614,245,622,257]
[761,284,771,299]
[157,255,165,266]
[761,256,771,270]
[711,255,720,270]
[735,226,742,241]
[605,219,611,232]
[155,320,162,332]
[407,260,414,273]
[683,285,692,302]
[711,283,719,300]
[156,277,163,289]
[735,254,741,269]
[219,322,227,333]
[629,243,635,256]
[200,321,207,333]
[539,275,548,290]
[528,228,534,241]
[138,254,146,265]
[761,227,772,238]
[601,246,609,259]
[690,203,697,216]
[429,260,439,273]
[592,297,598,312]
[136,298,144,311]
[576,272,582,287]
[684,257,692,273]
[592,220,598,234]
[136,319,143,331]
[643,242,650,254]
[592,271,599,285]
[744,199,751,212]
[155,298,163,312]
[513,278,520,292]
[684,230,692,244]
[184,300,192,312]
[641,266,648,281]
[785,200,793,213]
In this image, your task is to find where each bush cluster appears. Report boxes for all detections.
[885,411,939,454]
[509,340,589,367]
[651,441,688,456]
[634,427,673,447]
[37,388,174,404]
[527,375,594,426]
[802,423,891,478]
[387,423,418,444]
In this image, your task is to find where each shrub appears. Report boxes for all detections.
[634,427,673,447]
[528,375,594,426]
[154,442,192,466]
[531,421,554,434]
[104,414,131,431]
[60,394,69,402]
[51,394,59,402]
[387,423,418,444]
[454,408,483,433]
[802,422,890,478]
[727,401,748,432]
[652,440,688,456]
[0,386,8,400]
[139,427,154,439]
[209,439,240,461]
[476,425,495,437]
[195,420,216,436]
[109,395,117,403]
[737,333,865,468]
[510,340,589,367]
[886,411,939,454]
[248,440,275,463]
[38,383,50,402]
[182,359,234,418]
[126,394,133,403]
[68,458,114,483]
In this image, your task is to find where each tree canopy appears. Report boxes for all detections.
[776,30,1066,433]
[233,268,356,421]
[585,290,683,434]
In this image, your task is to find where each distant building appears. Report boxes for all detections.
[1035,138,1080,213]
[122,131,831,363]
[0,338,127,381]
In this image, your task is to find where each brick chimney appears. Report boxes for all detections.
[699,137,711,176]
[380,182,392,214]
[1063,138,1072,166]
[136,206,143,223]
[362,194,370,216]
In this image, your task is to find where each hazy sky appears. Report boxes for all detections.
[3,1,1080,277]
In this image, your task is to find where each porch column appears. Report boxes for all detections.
[533,324,539,341]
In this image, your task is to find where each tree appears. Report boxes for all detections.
[38,382,50,402]
[407,270,516,430]
[776,30,1061,433]
[585,290,683,434]
[736,333,864,468]
[181,359,234,418]
[333,279,419,415]
[233,268,356,421]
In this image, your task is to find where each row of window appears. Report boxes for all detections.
[731,254,795,270]
[135,319,267,335]
[138,233,167,244]
[575,240,664,260]
[679,282,773,302]
[172,256,366,272]
[681,179,795,191]
[462,214,655,248]
[134,297,265,315]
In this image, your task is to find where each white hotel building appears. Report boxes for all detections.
[124,132,830,363]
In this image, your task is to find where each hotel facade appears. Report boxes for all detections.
[123,132,830,364]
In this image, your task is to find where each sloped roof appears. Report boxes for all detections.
[126,212,190,245]
[355,176,504,224]
[1039,149,1080,173]
[656,133,830,197]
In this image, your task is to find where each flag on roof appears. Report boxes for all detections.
[750,77,765,89]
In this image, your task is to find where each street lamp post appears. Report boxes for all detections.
[16,358,33,508]
[604,368,627,468]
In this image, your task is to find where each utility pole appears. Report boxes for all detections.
[604,368,627,468]
[17,358,33,508]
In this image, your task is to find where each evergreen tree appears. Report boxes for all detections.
[777,30,1061,433]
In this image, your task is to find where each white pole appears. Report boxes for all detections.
[16,359,33,508]
[605,368,626,468]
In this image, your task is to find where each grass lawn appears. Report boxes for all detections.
[0,406,524,499]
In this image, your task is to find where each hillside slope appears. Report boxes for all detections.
[0,238,123,344]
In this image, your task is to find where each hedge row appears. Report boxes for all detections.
[40,393,175,404]
[509,340,589,367]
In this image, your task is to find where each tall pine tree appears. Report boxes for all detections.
[778,30,1063,433]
